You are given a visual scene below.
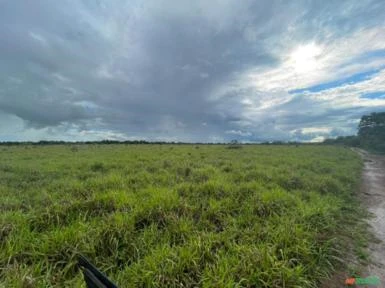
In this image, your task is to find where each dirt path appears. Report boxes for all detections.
[356,149,385,286]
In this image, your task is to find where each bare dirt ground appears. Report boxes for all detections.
[356,149,385,287]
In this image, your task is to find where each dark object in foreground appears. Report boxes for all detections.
[78,255,118,288]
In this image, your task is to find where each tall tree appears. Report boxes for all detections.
[358,112,385,152]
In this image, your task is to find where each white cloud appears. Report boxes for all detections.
[304,69,385,108]
[52,73,70,83]
[309,136,326,143]
[0,112,127,142]
[289,43,323,74]
[246,26,385,94]
[29,32,48,46]
[298,127,332,134]
[225,130,252,137]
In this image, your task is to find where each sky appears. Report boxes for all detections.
[1,0,385,143]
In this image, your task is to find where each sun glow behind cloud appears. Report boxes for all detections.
[212,24,385,142]
[289,43,323,74]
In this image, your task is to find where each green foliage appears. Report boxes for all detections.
[358,112,385,153]
[0,145,366,287]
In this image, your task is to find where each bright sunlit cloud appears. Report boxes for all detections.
[289,43,323,73]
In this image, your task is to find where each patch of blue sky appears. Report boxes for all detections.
[289,68,383,94]
[354,49,385,62]
[360,91,385,99]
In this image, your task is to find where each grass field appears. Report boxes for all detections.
[0,144,368,287]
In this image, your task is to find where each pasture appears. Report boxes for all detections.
[0,145,368,287]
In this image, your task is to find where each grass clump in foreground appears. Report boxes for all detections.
[0,145,368,287]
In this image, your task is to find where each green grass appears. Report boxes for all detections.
[0,144,368,287]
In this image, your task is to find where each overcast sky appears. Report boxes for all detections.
[1,0,385,142]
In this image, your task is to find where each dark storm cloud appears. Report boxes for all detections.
[0,0,385,141]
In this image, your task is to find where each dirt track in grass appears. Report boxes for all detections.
[356,149,385,287]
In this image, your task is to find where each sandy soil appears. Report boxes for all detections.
[356,149,385,287]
